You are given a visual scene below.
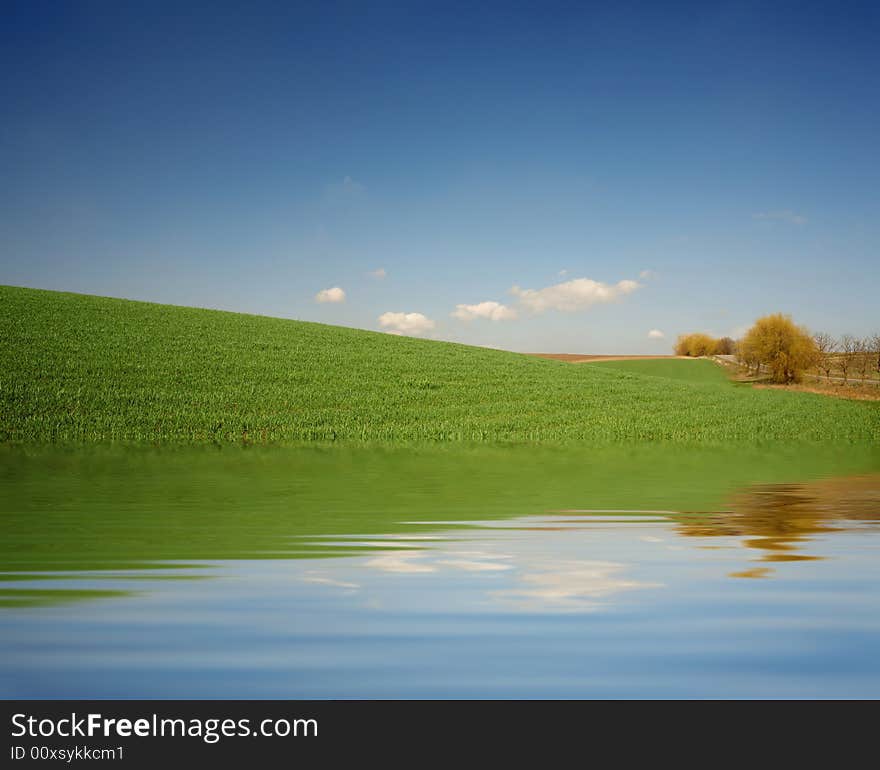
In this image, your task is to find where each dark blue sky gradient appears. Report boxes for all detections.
[2,1,877,351]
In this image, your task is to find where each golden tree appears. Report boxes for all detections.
[739,314,818,383]
[736,334,759,375]
[674,332,717,357]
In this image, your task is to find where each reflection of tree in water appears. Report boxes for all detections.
[674,475,880,578]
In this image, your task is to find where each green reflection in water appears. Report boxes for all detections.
[1,442,878,605]
[0,588,132,608]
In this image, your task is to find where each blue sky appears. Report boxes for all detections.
[2,1,878,352]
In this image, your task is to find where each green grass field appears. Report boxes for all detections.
[585,357,732,384]
[2,285,878,444]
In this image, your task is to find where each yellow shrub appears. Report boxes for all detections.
[674,333,717,357]
[739,314,818,383]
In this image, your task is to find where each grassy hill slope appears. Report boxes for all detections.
[1,285,877,444]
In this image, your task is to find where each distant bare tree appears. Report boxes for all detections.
[872,333,880,379]
[813,332,835,379]
[838,335,857,383]
[855,337,871,383]
[714,337,736,355]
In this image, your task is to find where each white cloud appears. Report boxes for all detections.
[753,210,807,225]
[314,287,346,303]
[378,311,436,336]
[368,267,387,279]
[451,300,518,322]
[639,269,658,280]
[510,277,641,314]
[648,329,665,339]
[558,269,568,277]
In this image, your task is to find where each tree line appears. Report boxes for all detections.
[676,314,880,384]
[809,331,880,384]
[674,333,736,357]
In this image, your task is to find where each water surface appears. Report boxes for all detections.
[1,444,879,698]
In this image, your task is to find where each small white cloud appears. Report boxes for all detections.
[314,287,346,303]
[368,268,387,279]
[648,329,665,339]
[753,210,807,225]
[639,269,658,280]
[378,311,436,336]
[451,300,518,322]
[558,269,568,277]
[510,277,641,314]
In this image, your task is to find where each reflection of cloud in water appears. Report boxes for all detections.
[437,550,513,572]
[436,559,511,572]
[300,573,360,590]
[364,552,436,574]
[492,560,660,612]
[366,549,512,575]
[362,540,659,612]
[302,475,880,617]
